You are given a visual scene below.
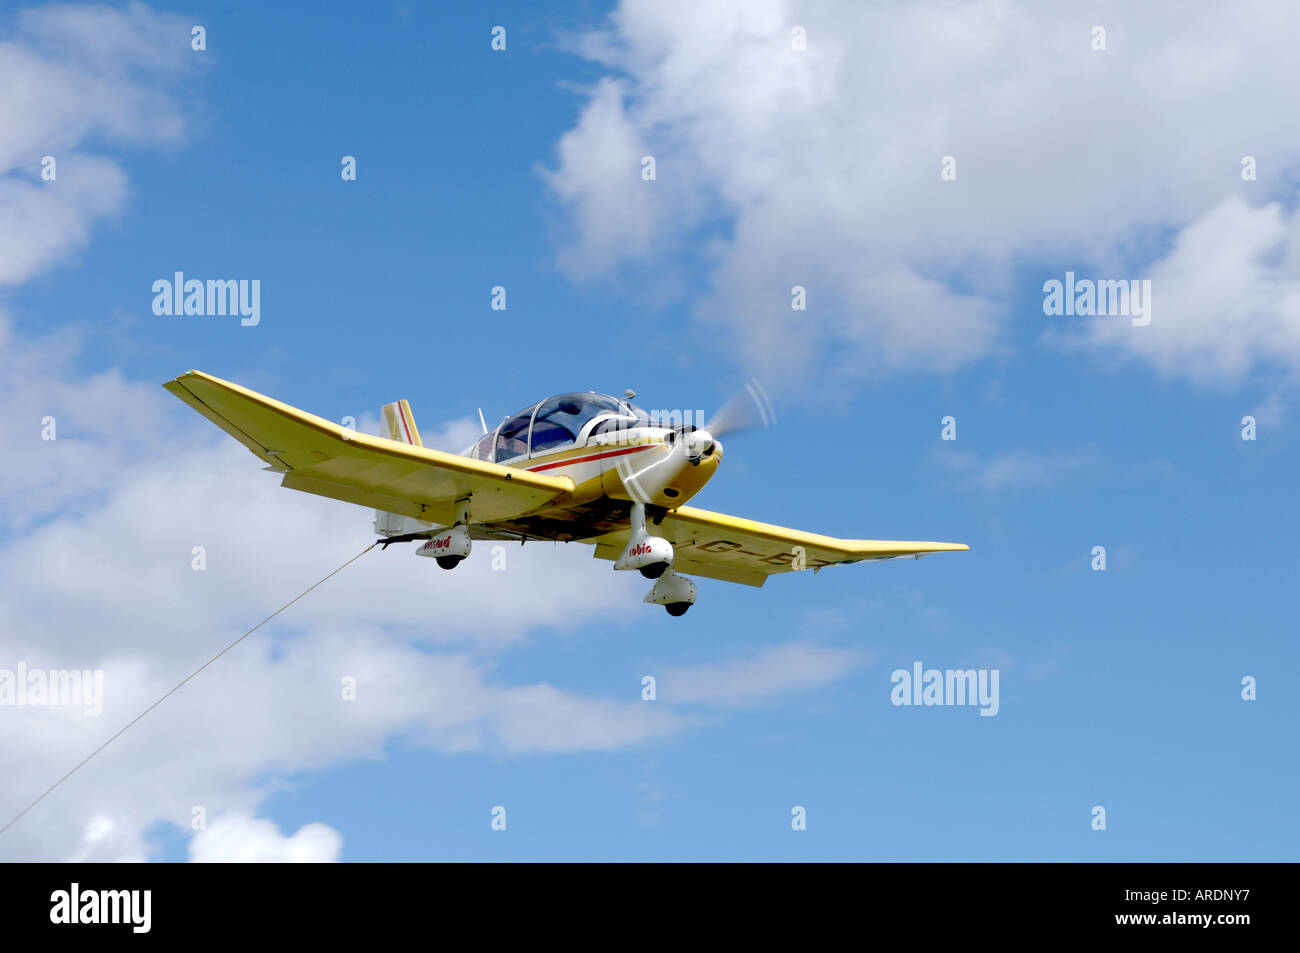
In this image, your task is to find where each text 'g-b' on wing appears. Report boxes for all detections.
[591,504,968,587]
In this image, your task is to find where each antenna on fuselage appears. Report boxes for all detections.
[477,408,488,435]
[624,389,637,400]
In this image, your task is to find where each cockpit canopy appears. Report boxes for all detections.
[466,392,650,463]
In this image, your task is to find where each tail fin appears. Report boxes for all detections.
[375,399,429,537]
[381,399,422,446]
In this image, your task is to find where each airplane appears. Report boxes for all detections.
[163,370,968,617]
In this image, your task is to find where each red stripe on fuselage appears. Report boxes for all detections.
[526,443,656,472]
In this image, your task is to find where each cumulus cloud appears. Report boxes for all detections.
[1083,196,1300,384]
[658,641,867,708]
[0,1,197,286]
[545,0,1300,386]
[934,449,1092,491]
[541,78,666,277]
[189,814,343,863]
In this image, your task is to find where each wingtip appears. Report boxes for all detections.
[162,369,198,385]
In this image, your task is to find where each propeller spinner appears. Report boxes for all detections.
[616,379,775,505]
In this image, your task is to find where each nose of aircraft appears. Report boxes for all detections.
[684,428,715,461]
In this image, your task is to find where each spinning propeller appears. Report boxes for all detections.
[617,378,776,505]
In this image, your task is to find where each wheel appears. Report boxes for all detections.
[665,602,691,617]
[436,555,463,570]
[640,562,668,579]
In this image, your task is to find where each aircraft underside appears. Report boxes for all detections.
[412,497,700,616]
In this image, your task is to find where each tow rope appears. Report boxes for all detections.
[0,542,377,838]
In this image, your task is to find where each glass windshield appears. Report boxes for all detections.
[494,406,535,462]
[469,394,652,462]
[529,393,625,454]
[591,400,650,437]
[469,430,496,461]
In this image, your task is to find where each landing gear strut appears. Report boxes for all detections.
[613,503,697,616]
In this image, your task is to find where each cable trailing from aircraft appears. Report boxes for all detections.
[0,543,377,838]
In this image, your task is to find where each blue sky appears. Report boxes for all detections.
[1,0,1296,861]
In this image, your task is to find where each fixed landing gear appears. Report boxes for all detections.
[613,503,698,616]
[643,568,698,617]
[614,502,674,578]
[416,497,472,570]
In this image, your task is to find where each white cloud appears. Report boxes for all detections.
[189,814,343,863]
[420,415,490,455]
[934,449,1091,491]
[1083,196,1300,384]
[545,0,1300,386]
[540,78,666,277]
[659,641,866,708]
[0,1,195,285]
[0,154,128,286]
[0,314,182,533]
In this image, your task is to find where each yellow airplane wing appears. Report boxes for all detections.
[163,370,572,524]
[592,505,968,587]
